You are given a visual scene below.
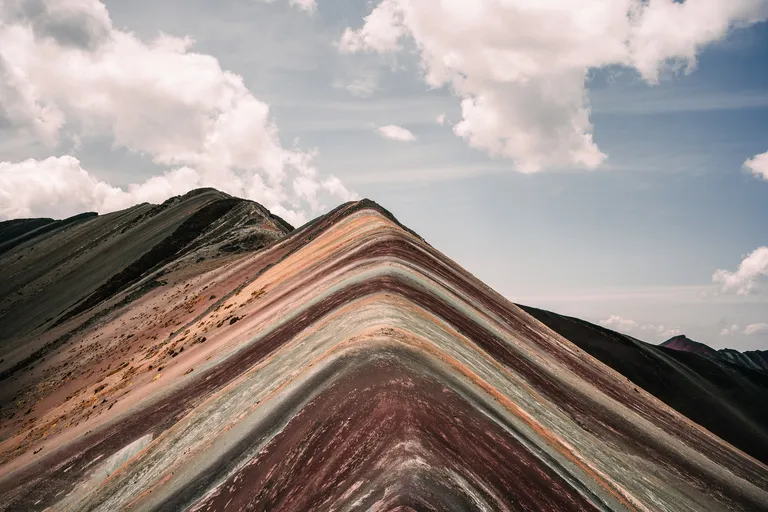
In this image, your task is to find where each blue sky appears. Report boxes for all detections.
[1,0,767,349]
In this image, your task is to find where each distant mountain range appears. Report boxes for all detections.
[661,334,768,372]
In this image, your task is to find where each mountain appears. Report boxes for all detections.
[520,307,768,467]
[0,191,767,511]
[661,334,768,372]
[0,188,291,377]
[661,334,721,358]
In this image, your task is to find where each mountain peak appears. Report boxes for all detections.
[660,334,718,357]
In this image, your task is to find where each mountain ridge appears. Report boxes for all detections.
[661,334,768,372]
[0,190,766,511]
[0,188,292,381]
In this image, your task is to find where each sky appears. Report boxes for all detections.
[0,0,767,350]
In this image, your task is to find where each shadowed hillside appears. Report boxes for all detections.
[520,305,768,466]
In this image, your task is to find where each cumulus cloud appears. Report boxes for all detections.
[599,315,638,333]
[721,323,768,336]
[340,0,768,173]
[378,124,416,142]
[744,323,768,335]
[713,247,768,295]
[436,114,446,126]
[599,315,680,339]
[745,151,768,180]
[0,0,355,223]
[0,156,196,219]
[320,175,358,202]
[641,324,682,339]
[339,0,405,54]
[720,324,741,336]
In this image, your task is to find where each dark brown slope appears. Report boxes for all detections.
[0,213,97,256]
[0,218,54,246]
[0,189,292,378]
[719,348,768,372]
[519,304,768,465]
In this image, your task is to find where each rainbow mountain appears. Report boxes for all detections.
[0,191,767,511]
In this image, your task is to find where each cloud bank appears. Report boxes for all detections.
[0,0,355,224]
[340,0,768,173]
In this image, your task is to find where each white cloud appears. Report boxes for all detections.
[599,315,638,333]
[743,323,768,336]
[339,0,405,54]
[0,0,355,222]
[377,124,416,142]
[0,156,197,219]
[333,75,378,97]
[721,323,768,336]
[436,114,446,126]
[745,151,768,180]
[641,324,681,339]
[599,315,680,339]
[321,175,358,202]
[340,0,768,173]
[713,247,768,295]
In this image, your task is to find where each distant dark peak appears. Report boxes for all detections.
[661,334,693,347]
[661,334,768,372]
[660,335,719,357]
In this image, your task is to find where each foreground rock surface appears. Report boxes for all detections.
[0,192,766,511]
